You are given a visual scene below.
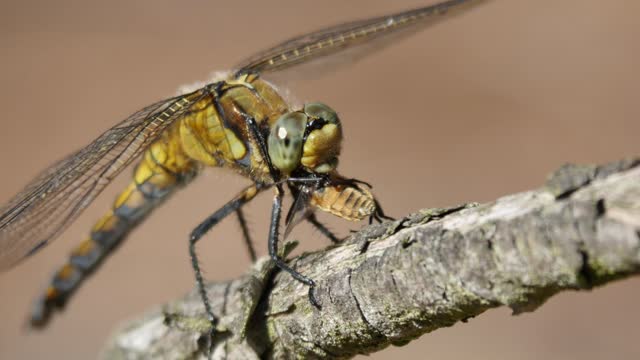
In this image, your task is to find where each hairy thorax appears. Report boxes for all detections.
[156,74,291,182]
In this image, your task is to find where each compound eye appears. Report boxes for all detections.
[301,103,342,173]
[268,112,307,174]
[304,102,340,125]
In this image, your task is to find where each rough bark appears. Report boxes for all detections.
[103,158,640,360]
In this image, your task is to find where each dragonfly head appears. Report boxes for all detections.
[268,104,390,224]
[268,102,342,176]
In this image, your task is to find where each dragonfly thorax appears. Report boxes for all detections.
[267,102,342,175]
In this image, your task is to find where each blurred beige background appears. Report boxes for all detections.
[1,0,639,359]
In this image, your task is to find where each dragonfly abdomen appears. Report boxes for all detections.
[30,75,290,326]
[31,132,198,327]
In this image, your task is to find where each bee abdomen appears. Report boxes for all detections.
[311,183,376,221]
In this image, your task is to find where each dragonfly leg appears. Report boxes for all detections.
[244,115,279,181]
[306,213,341,244]
[243,105,321,308]
[188,183,264,344]
[371,198,394,224]
[268,187,321,309]
[235,208,257,263]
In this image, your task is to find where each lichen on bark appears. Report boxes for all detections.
[103,158,640,360]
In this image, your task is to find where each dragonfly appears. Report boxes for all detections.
[0,0,489,331]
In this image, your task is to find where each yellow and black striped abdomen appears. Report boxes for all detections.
[31,75,288,326]
[31,75,291,325]
[31,124,198,326]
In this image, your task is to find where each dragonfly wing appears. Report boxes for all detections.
[234,0,489,81]
[0,90,203,271]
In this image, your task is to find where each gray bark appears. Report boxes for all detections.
[103,158,640,360]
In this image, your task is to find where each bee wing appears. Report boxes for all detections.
[0,90,204,271]
[284,186,314,240]
[234,0,489,82]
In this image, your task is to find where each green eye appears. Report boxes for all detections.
[300,102,342,173]
[304,102,339,125]
[268,112,307,174]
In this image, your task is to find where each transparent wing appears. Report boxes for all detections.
[0,90,204,270]
[284,186,314,240]
[234,0,489,79]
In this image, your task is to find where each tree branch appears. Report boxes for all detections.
[102,158,640,360]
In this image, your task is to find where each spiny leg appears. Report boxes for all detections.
[235,208,257,263]
[188,184,263,345]
[241,112,322,308]
[306,213,341,244]
[285,182,339,244]
[371,198,394,224]
[268,186,321,308]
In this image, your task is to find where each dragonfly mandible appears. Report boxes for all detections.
[0,0,489,330]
